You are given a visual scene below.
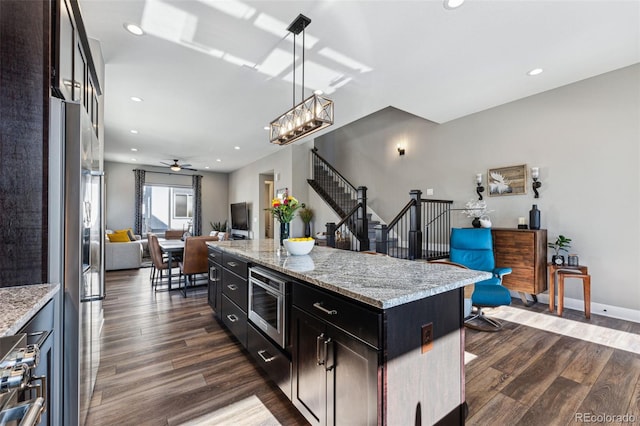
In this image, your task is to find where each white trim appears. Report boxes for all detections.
[530,292,640,324]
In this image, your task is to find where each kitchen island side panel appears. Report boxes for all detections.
[383,288,464,425]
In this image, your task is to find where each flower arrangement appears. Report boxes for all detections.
[265,188,303,224]
[461,200,492,218]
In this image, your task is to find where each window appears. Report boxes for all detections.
[142,184,193,234]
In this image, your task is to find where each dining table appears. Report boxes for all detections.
[157,239,184,290]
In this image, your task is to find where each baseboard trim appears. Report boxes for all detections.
[527,292,640,324]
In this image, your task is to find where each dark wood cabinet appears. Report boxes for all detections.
[247,323,291,399]
[291,284,379,426]
[51,0,101,134]
[209,248,249,348]
[207,246,223,316]
[492,228,548,296]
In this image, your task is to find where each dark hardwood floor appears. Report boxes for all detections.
[87,268,640,425]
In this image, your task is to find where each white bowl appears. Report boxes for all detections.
[283,239,314,256]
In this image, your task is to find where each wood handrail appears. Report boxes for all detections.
[311,148,357,193]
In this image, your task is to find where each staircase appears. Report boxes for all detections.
[308,148,451,259]
[307,163,357,218]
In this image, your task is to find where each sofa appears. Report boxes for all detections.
[105,229,144,271]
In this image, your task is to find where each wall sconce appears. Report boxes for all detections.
[397,144,405,156]
[476,173,484,200]
[531,167,542,198]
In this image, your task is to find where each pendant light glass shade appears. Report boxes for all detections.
[270,93,334,145]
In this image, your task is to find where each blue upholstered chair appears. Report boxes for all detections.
[450,228,512,331]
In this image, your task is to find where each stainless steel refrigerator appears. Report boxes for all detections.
[49,98,104,426]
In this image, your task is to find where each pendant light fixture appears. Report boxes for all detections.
[269,14,334,145]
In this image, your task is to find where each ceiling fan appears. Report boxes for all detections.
[161,159,196,172]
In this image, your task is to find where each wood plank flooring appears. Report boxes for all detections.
[87,268,640,425]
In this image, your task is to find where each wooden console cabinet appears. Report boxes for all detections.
[491,228,548,297]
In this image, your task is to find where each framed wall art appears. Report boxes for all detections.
[488,164,527,196]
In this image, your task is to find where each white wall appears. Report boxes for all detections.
[311,64,640,312]
[104,161,228,234]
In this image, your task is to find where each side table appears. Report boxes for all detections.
[548,263,591,318]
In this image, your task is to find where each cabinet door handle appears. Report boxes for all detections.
[313,302,337,316]
[209,267,219,281]
[316,333,326,366]
[227,284,238,291]
[324,338,334,372]
[227,261,238,267]
[226,314,239,322]
[257,349,275,363]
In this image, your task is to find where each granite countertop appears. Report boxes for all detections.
[208,240,491,309]
[0,283,60,337]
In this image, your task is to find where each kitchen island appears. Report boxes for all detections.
[207,240,490,425]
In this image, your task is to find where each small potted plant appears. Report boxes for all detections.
[548,235,572,265]
[299,205,314,238]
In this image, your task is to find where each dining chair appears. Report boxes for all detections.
[164,229,183,240]
[178,236,218,297]
[149,234,178,290]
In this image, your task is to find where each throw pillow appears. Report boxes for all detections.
[115,228,136,241]
[107,232,130,243]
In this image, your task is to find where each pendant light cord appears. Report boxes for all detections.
[292,33,296,108]
[302,28,305,103]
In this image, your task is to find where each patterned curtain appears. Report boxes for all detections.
[133,169,145,235]
[192,174,202,236]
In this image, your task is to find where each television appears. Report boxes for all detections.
[230,202,249,231]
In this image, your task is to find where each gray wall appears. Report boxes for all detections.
[104,161,228,235]
[228,140,315,241]
[311,64,640,313]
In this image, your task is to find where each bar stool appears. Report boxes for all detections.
[558,270,590,318]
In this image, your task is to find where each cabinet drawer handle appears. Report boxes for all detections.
[227,261,238,267]
[227,284,238,291]
[313,302,337,316]
[257,349,275,363]
[226,314,239,322]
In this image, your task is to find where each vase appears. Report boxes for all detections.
[472,217,481,228]
[279,222,290,247]
[529,204,541,230]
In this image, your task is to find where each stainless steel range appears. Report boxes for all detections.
[0,333,47,425]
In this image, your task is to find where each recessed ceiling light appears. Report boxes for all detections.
[527,68,544,76]
[130,96,143,102]
[131,158,137,161]
[205,166,210,169]
[314,89,324,95]
[131,148,138,152]
[234,146,240,150]
[216,159,222,162]
[444,0,465,9]
[263,126,270,131]
[123,23,145,36]
[130,129,139,134]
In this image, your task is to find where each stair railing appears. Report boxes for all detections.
[326,187,369,251]
[310,148,357,217]
[376,190,452,260]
